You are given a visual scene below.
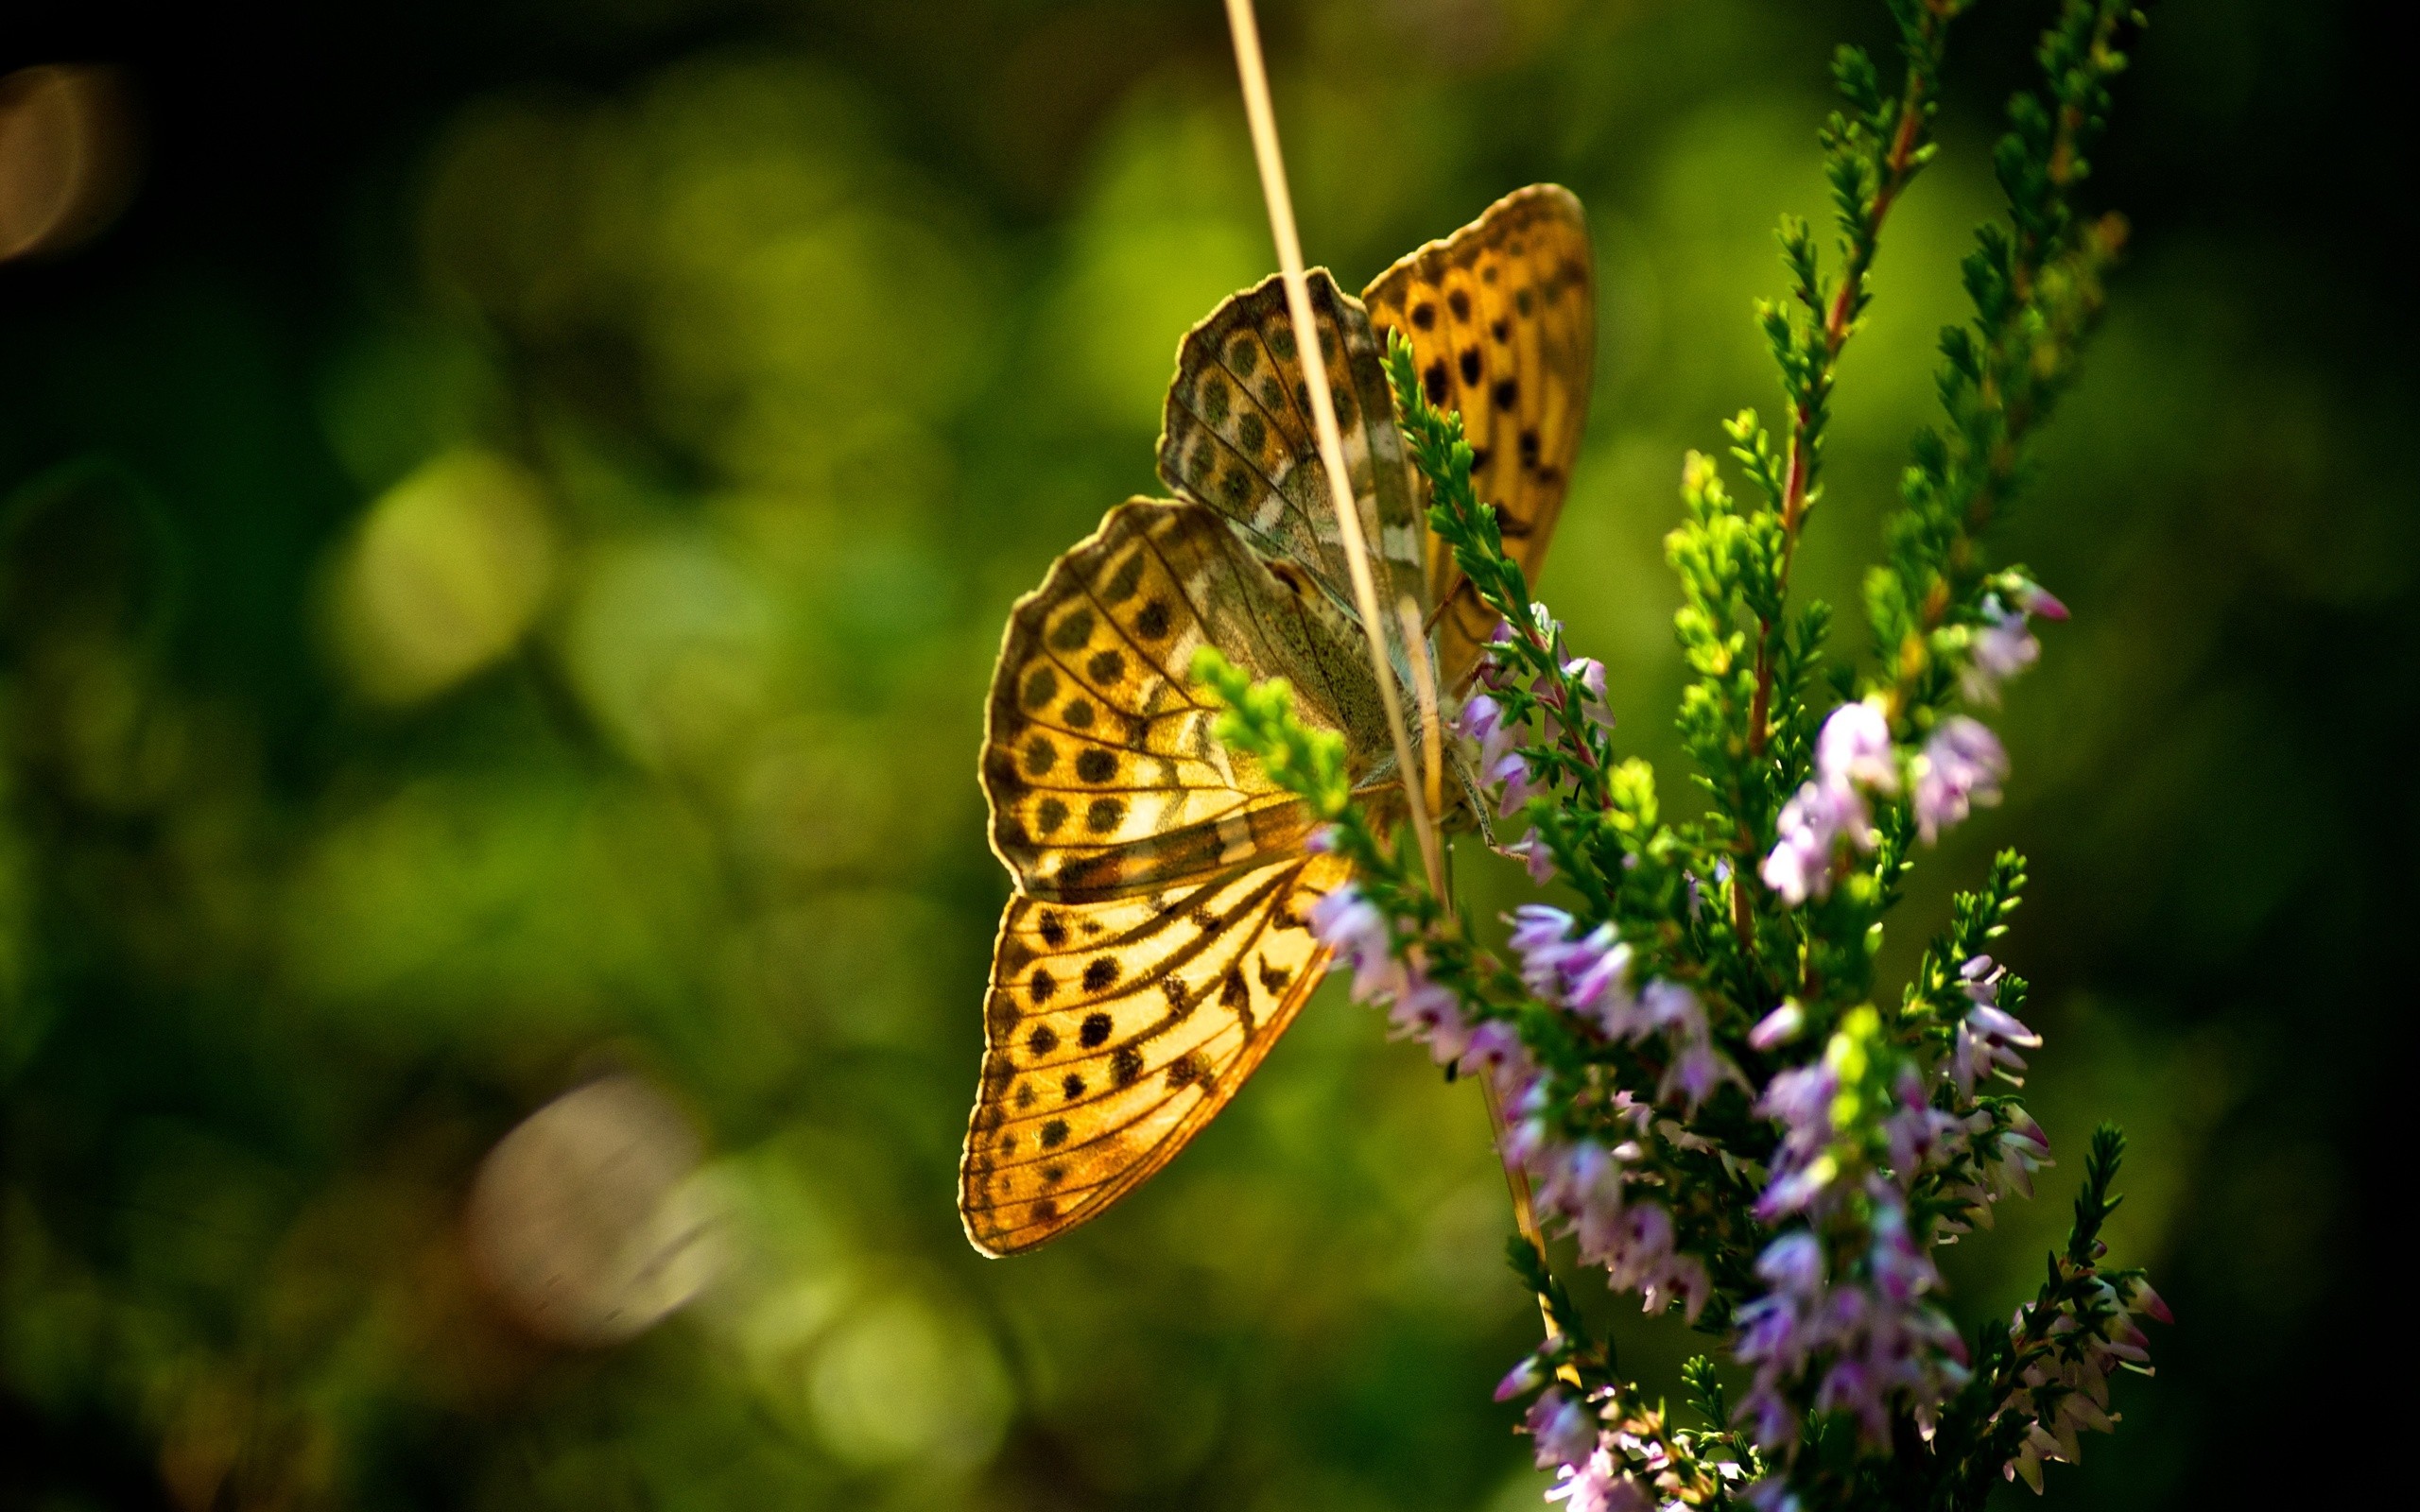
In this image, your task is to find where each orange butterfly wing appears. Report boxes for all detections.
[1362,184,1596,691]
[962,498,1390,1253]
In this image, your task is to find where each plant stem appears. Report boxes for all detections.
[1748,7,1948,761]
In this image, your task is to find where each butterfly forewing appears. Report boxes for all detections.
[1157,270,1427,626]
[959,849,1350,1255]
[982,497,1391,904]
[966,497,1392,1251]
[1362,184,1596,690]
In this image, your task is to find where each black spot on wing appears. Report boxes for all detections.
[1049,609,1094,651]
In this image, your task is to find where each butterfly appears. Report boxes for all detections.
[959,185,1595,1256]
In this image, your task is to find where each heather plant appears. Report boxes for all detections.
[1195,2,2166,1505]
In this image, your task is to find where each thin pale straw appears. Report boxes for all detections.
[1223,0,1553,1338]
[1221,0,1439,896]
[1394,594,1443,832]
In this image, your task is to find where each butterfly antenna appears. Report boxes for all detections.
[1227,0,1553,1338]
[1222,0,1440,896]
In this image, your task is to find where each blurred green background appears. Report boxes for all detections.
[0,1,2398,1507]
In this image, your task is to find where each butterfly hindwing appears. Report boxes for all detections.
[967,498,1397,1252]
[1362,184,1596,690]
[981,496,1392,904]
[959,850,1350,1255]
[1157,270,1427,624]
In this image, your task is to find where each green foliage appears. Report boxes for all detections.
[1867,1,2152,731]
[1189,646,1352,817]
[1217,3,2169,1507]
[1902,849,2028,1043]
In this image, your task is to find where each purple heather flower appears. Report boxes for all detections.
[1959,953,1999,1002]
[1487,750,1539,816]
[1570,950,1641,1038]
[1641,983,1740,1110]
[1512,1121,1708,1322]
[1660,1035,1741,1112]
[1763,700,1912,902]
[1635,978,1700,1037]
[1962,595,2041,704]
[1508,902,1576,956]
[1508,905,1590,1000]
[1465,1027,1543,1114]
[1868,1197,1940,1305]
[1947,957,2042,1098]
[1526,1388,1599,1470]
[1547,1451,1652,1512]
[1509,911,1730,1108]
[2120,1274,2174,1326]
[1460,1019,1533,1097]
[1815,698,1898,794]
[1733,1238,1824,1441]
[1653,1253,1714,1324]
[1734,1375,1802,1455]
[1758,821,1824,907]
[2014,580,2068,620]
[1501,828,1557,884]
[1508,906,1641,1037]
[1761,778,1868,904]
[1598,1198,1668,1282]
[1459,691,1516,771]
[1459,689,1500,744]
[1497,1090,1552,1176]
[1495,1352,1549,1402]
[1309,886,1395,997]
[2003,1272,2165,1490]
[1595,1199,1709,1322]
[1311,885,1476,1066]
[1563,656,1615,730]
[1757,1230,1825,1297]
[1477,622,1518,690]
[1737,1191,1969,1454]
[1962,579,2066,704]
[1388,977,1473,1066]
[1882,1065,1963,1183]
[1753,1062,1841,1221]
[1981,1108,2052,1202]
[1749,1001,1806,1050]
[1954,1004,2039,1086]
[1533,1140,1622,1241]
[1816,1357,1889,1445]
[1742,1480,1803,1512]
[1459,677,1542,815]
[1912,716,2007,844]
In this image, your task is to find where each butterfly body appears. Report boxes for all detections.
[961,186,1594,1256]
